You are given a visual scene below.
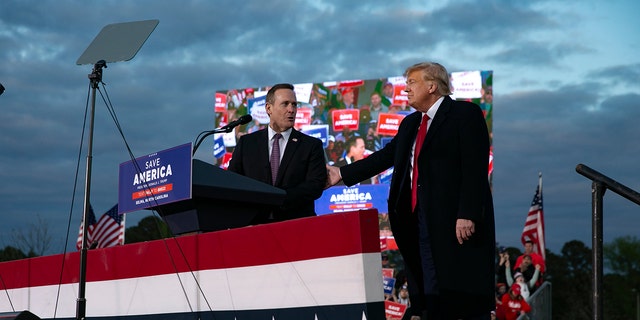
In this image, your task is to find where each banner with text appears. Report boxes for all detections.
[118,143,192,214]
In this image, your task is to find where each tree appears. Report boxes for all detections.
[603,236,640,319]
[550,240,593,320]
[125,215,171,244]
[10,214,53,256]
[0,245,30,262]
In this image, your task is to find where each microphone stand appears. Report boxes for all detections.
[192,126,234,156]
[77,60,106,320]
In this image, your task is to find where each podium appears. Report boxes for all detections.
[152,159,287,235]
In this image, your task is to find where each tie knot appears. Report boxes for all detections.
[273,133,282,141]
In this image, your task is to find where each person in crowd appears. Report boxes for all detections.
[368,91,389,122]
[324,135,338,165]
[500,283,531,320]
[228,83,326,223]
[505,257,541,300]
[506,272,530,300]
[494,283,507,319]
[496,246,510,285]
[336,136,371,185]
[326,62,495,319]
[397,284,411,306]
[514,240,545,288]
[514,240,545,273]
[339,87,357,109]
[382,81,394,106]
[336,136,366,166]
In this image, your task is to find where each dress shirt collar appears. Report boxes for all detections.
[425,96,444,119]
[268,126,293,141]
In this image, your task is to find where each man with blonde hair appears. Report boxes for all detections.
[327,62,495,319]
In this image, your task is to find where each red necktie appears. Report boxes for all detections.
[412,114,429,211]
[270,133,282,185]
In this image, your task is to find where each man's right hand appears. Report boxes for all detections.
[325,165,342,188]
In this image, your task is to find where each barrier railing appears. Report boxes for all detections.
[575,164,640,320]
[517,281,552,320]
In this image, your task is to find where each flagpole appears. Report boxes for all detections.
[537,172,545,259]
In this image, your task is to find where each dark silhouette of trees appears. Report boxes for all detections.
[124,215,171,244]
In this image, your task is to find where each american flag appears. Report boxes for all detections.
[76,204,125,250]
[76,205,97,250]
[521,174,546,259]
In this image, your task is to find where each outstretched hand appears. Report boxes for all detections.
[325,165,342,189]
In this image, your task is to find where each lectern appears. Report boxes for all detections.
[152,159,287,235]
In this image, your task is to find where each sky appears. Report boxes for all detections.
[1,0,639,256]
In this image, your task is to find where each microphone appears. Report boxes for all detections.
[192,114,253,156]
[221,114,252,131]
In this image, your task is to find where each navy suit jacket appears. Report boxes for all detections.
[228,128,327,222]
[341,96,496,317]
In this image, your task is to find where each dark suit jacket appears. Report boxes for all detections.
[228,128,327,222]
[341,96,496,317]
[335,157,372,185]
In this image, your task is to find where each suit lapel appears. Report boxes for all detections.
[257,129,271,180]
[424,96,451,147]
[275,129,301,185]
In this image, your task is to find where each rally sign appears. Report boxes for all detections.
[385,301,408,320]
[315,184,389,215]
[248,95,269,124]
[392,84,408,106]
[294,108,313,129]
[301,124,329,148]
[450,70,482,99]
[331,109,360,132]
[377,113,405,136]
[214,92,227,113]
[118,143,192,214]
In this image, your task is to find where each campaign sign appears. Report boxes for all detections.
[392,84,408,106]
[118,143,192,214]
[212,134,226,159]
[214,92,227,113]
[248,95,269,124]
[377,113,405,136]
[450,70,482,99]
[301,124,329,148]
[294,107,313,129]
[385,301,408,320]
[331,109,360,132]
[382,268,394,279]
[315,184,389,215]
[383,276,396,295]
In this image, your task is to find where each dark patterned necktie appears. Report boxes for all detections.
[412,114,429,211]
[270,133,282,185]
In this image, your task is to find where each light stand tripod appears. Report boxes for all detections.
[75,20,158,320]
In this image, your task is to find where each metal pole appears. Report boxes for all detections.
[636,289,639,320]
[76,60,105,320]
[591,181,605,320]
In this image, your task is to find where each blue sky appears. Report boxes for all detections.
[1,0,639,255]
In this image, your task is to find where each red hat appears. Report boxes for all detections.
[244,88,255,94]
[340,87,354,95]
[511,283,521,296]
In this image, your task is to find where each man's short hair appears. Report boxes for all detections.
[403,62,452,96]
[266,83,295,104]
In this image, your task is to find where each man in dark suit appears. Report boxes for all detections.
[229,83,326,223]
[336,136,372,185]
[327,62,495,319]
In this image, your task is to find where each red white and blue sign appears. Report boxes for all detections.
[118,143,192,214]
[315,184,390,215]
